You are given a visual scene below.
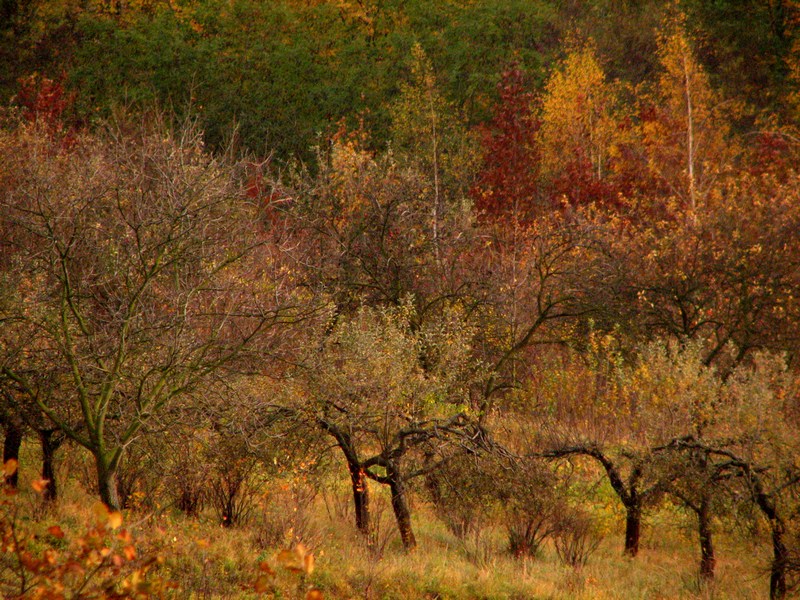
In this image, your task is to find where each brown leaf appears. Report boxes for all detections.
[276,549,297,567]
[254,574,272,594]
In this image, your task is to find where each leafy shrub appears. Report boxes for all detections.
[1,462,169,598]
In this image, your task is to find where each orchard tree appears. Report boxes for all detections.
[0,119,300,510]
[472,212,597,421]
[298,301,485,550]
[588,174,800,369]
[536,338,673,557]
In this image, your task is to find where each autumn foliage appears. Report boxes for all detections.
[2,3,800,600]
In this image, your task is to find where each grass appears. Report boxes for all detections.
[1,446,773,599]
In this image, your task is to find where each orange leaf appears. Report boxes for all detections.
[295,543,308,558]
[276,549,296,567]
[258,561,275,575]
[117,529,133,543]
[303,552,315,575]
[306,590,324,600]
[3,459,18,477]
[47,525,65,539]
[31,479,49,493]
[123,545,136,560]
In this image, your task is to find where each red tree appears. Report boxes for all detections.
[472,63,542,223]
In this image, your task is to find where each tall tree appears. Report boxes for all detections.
[472,62,542,223]
[638,11,734,217]
[538,41,625,206]
[390,42,479,261]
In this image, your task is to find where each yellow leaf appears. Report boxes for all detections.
[93,501,110,524]
[108,511,123,530]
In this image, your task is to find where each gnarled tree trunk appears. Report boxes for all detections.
[387,463,416,551]
[624,501,642,557]
[348,462,370,535]
[95,454,121,511]
[698,497,715,579]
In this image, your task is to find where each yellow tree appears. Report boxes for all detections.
[639,11,735,217]
[538,41,625,205]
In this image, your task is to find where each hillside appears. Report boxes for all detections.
[2,2,800,598]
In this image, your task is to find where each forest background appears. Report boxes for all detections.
[2,1,800,598]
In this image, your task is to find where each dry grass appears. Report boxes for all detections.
[3,449,772,599]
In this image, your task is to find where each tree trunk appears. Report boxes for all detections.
[3,417,23,488]
[388,466,416,551]
[624,501,642,557]
[348,462,370,535]
[769,518,787,600]
[39,429,59,502]
[95,454,121,511]
[698,498,715,580]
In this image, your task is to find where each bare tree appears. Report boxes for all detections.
[0,120,303,509]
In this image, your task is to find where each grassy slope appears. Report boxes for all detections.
[4,443,770,599]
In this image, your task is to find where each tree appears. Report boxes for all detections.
[471,62,543,223]
[538,41,625,206]
[637,11,735,217]
[0,119,298,509]
[298,302,485,550]
[389,42,479,261]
